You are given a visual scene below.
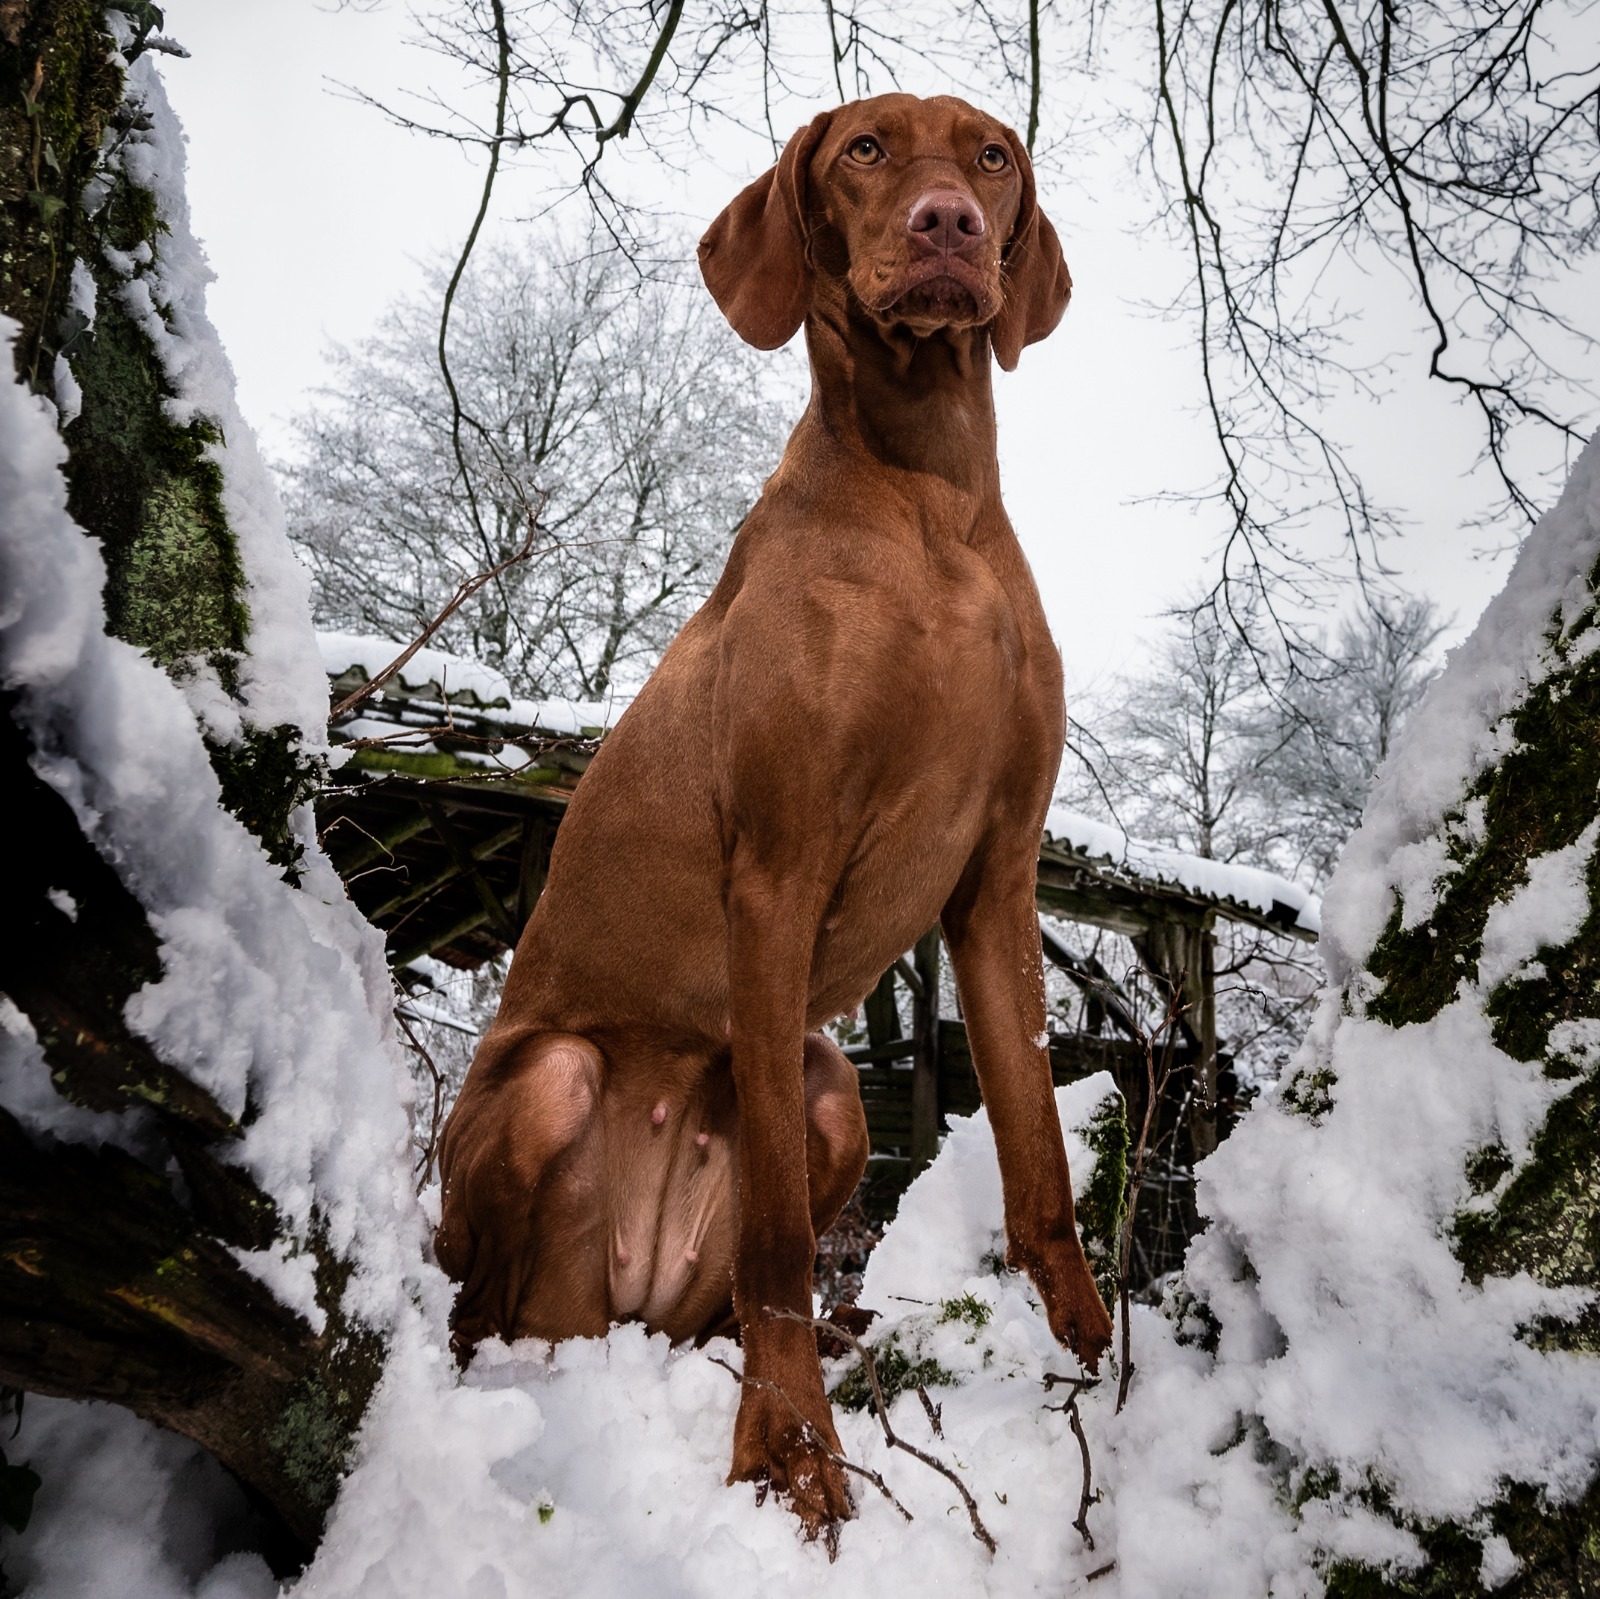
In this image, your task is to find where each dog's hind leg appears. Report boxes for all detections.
[436,1032,607,1351]
[803,1031,869,1239]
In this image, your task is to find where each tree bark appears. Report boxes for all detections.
[0,4,380,1567]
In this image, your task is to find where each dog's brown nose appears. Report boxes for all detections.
[907,189,985,257]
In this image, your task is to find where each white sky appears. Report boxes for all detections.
[161,0,1591,693]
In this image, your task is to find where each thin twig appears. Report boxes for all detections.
[768,1309,997,1553]
[1115,973,1192,1412]
[1044,1371,1101,1548]
[328,485,546,723]
[707,1354,914,1537]
[916,1384,944,1439]
[396,1007,447,1190]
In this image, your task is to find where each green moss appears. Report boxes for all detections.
[7,17,325,878]
[1454,1069,1600,1308]
[261,1236,387,1517]
[1321,563,1600,1591]
[938,1292,992,1332]
[1292,1463,1343,1509]
[347,746,567,789]
[210,727,324,879]
[1465,1143,1514,1196]
[828,1334,958,1413]
[62,241,250,673]
[0,0,125,391]
[1366,571,1600,1035]
[267,1376,345,1514]
[1075,1089,1128,1305]
[1324,1478,1600,1598]
[1280,1064,1337,1121]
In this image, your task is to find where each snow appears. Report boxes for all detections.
[11,1081,1133,1599]
[82,55,329,745]
[1099,430,1600,1593]
[10,408,1597,1594]
[5,24,1597,1588]
[0,335,421,1303]
[2,1398,277,1599]
[1321,434,1600,984]
[320,630,629,736]
[1476,818,1599,990]
[1044,803,1322,934]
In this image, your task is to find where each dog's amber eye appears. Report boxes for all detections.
[847,136,883,165]
[978,144,1008,172]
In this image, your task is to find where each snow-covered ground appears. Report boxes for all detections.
[11,1082,1160,1599]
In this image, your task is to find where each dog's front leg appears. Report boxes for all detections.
[942,846,1115,1371]
[723,856,854,1540]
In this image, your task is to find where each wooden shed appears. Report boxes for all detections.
[315,633,1320,1253]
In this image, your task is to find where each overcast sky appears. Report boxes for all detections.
[160,1,1593,692]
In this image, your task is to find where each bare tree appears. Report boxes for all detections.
[360,0,1596,655]
[1275,595,1450,883]
[1134,0,1600,598]
[283,240,790,699]
[1058,591,1445,1080]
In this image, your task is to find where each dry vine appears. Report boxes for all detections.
[706,1353,913,1560]
[396,1006,447,1190]
[769,1309,997,1554]
[711,1310,998,1555]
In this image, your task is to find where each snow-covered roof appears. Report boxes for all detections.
[318,632,1319,938]
[319,631,630,739]
[1043,804,1321,938]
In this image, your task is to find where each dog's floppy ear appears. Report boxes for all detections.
[990,130,1071,372]
[699,113,832,349]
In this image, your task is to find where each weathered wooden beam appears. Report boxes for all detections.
[843,1038,916,1066]
[364,820,524,922]
[388,904,493,972]
[515,814,550,928]
[909,928,941,1173]
[421,803,522,948]
[863,966,902,1051]
[1038,922,1145,1043]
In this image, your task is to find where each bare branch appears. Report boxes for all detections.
[768,1308,998,1553]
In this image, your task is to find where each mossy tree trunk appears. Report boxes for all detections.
[2,3,379,1567]
[1314,543,1600,1597]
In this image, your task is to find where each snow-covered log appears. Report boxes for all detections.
[1110,436,1600,1596]
[1,5,416,1564]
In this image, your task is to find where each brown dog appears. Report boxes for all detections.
[436,91,1114,1542]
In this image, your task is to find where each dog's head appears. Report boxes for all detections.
[699,93,1069,370]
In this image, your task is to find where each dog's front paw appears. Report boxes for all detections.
[729,1381,854,1551]
[1017,1239,1116,1373]
[1048,1280,1115,1374]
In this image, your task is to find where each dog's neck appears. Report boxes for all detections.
[801,294,1002,502]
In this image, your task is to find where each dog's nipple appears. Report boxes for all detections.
[684,1248,699,1264]
[651,1101,668,1127]
[695,1130,711,1149]
[616,1244,631,1267]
